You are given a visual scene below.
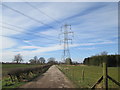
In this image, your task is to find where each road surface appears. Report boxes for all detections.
[20,65,75,88]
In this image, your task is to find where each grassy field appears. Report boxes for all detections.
[58,65,119,88]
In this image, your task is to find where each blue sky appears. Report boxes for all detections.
[0,2,118,63]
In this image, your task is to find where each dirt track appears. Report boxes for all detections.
[20,65,75,88]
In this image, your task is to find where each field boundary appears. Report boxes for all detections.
[56,65,78,88]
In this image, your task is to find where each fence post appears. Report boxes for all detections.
[103,61,108,89]
[72,67,74,81]
[82,68,84,82]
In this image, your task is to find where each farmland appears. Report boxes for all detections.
[2,64,51,88]
[58,65,119,88]
[2,64,43,78]
[1,64,119,88]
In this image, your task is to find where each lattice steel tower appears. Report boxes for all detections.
[59,24,74,62]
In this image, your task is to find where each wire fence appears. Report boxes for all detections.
[58,65,119,88]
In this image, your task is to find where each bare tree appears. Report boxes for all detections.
[34,56,38,64]
[13,54,23,63]
[47,57,56,64]
[29,59,36,64]
[39,57,45,64]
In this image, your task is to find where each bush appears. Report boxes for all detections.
[8,64,51,82]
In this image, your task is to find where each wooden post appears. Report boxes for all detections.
[82,68,84,82]
[103,61,108,89]
[73,68,74,81]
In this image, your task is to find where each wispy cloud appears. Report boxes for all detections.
[78,47,96,50]
[1,2,118,62]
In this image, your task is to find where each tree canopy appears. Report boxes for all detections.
[29,56,46,64]
[83,54,120,67]
[13,54,23,63]
[65,58,72,65]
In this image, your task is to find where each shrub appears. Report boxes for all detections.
[8,64,51,82]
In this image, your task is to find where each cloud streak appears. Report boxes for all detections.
[1,2,118,62]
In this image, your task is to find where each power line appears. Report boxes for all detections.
[0,35,30,43]
[0,35,58,45]
[0,35,26,40]
[2,4,56,30]
[1,25,58,41]
[1,21,58,39]
[71,47,81,57]
[25,2,61,24]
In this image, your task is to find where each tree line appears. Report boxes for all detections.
[12,54,58,64]
[83,52,120,67]
[29,56,45,64]
[2,54,79,65]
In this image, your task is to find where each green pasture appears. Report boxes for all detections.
[58,65,119,88]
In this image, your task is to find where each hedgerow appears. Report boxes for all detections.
[7,64,51,82]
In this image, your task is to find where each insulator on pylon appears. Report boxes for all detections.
[71,40,73,44]
[61,26,62,31]
[72,32,74,37]
[70,25,71,29]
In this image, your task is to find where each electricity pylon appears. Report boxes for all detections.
[59,24,74,62]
